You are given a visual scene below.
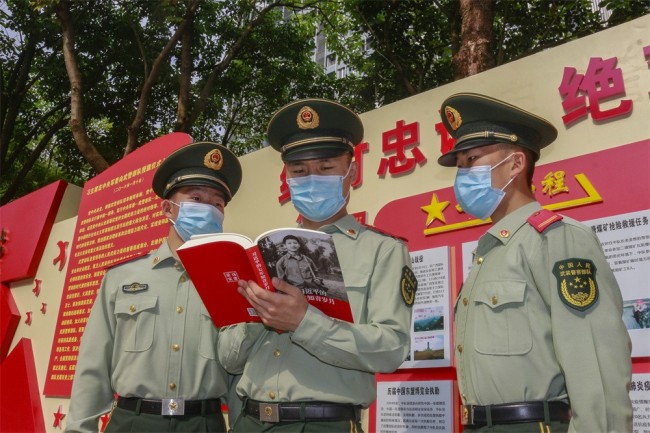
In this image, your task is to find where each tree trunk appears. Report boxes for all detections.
[55,0,109,173]
[1,35,37,168]
[453,0,495,79]
[175,18,193,132]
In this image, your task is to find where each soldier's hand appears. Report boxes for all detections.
[237,277,308,331]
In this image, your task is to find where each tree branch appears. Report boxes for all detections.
[55,0,109,172]
[124,0,201,155]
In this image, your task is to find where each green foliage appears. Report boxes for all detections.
[600,0,650,26]
[1,0,647,203]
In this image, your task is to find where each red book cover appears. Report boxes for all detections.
[177,228,354,327]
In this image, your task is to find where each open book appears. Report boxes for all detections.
[177,227,353,327]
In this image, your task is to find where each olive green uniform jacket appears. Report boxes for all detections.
[455,202,632,432]
[65,241,228,433]
[218,215,414,407]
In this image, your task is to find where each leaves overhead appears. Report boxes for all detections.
[1,0,647,203]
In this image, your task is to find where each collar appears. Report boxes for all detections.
[150,240,179,269]
[485,202,542,246]
[319,214,362,239]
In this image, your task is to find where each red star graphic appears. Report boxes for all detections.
[53,405,66,428]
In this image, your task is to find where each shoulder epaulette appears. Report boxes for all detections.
[362,223,408,243]
[527,209,563,233]
[105,250,150,270]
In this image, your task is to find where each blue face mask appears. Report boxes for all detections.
[454,153,517,220]
[287,164,352,223]
[170,201,224,241]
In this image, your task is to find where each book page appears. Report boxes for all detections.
[180,232,254,249]
[255,227,353,322]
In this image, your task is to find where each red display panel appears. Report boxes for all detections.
[0,181,68,283]
[0,338,46,433]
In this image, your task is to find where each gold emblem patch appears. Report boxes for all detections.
[444,106,462,131]
[553,258,598,311]
[204,149,223,170]
[400,266,418,307]
[297,106,320,129]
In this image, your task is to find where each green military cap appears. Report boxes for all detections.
[437,92,558,167]
[152,141,242,202]
[267,98,364,162]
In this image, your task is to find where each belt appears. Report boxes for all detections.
[461,401,571,426]
[243,399,360,423]
[116,397,221,416]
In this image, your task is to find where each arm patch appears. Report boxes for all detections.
[552,258,599,311]
[400,266,418,307]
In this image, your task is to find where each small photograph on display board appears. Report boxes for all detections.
[402,247,451,368]
[375,380,454,433]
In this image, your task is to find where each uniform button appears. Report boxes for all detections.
[172,344,180,351]
[499,230,510,238]
[492,296,498,305]
[169,383,176,390]
[129,305,136,312]
[347,229,357,235]
[153,256,160,264]
[273,349,281,357]
[176,306,184,314]
[180,275,187,283]
[462,297,468,306]
[457,344,463,353]
[268,391,276,400]
[477,257,484,264]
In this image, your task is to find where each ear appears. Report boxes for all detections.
[510,152,527,178]
[349,160,359,182]
[161,200,174,219]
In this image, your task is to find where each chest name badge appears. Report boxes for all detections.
[553,258,598,311]
[400,266,418,307]
[122,282,149,294]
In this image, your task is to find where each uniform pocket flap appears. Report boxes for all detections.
[115,296,158,316]
[474,280,526,309]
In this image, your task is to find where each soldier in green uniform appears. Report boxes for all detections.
[65,142,242,433]
[438,93,632,432]
[218,98,417,433]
